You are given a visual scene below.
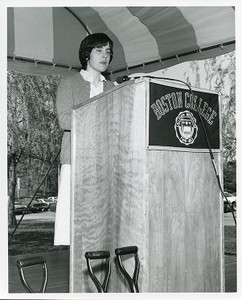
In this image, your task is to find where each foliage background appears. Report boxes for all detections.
[7,72,62,225]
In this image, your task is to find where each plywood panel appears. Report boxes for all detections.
[71,81,148,292]
[148,150,223,292]
[148,151,186,292]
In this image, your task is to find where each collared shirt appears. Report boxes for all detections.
[80,69,106,98]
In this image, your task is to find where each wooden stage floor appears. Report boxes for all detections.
[8,250,236,293]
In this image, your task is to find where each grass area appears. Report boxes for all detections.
[8,220,236,256]
[8,220,69,256]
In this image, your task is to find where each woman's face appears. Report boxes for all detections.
[87,43,111,74]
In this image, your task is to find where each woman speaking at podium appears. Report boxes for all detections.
[54,33,115,245]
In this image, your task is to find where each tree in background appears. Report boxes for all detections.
[7,71,62,226]
[185,52,236,192]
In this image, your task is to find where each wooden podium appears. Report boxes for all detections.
[70,78,224,293]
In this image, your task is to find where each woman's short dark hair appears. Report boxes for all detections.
[79,33,113,69]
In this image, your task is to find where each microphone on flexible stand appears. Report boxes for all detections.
[116,74,172,84]
[115,75,132,84]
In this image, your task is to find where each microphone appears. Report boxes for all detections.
[116,75,131,84]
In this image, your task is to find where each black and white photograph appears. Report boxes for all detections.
[0,0,240,299]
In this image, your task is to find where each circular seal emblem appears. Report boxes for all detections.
[174,110,198,145]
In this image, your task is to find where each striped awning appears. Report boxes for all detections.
[7,6,235,78]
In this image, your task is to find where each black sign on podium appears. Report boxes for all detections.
[149,82,220,151]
